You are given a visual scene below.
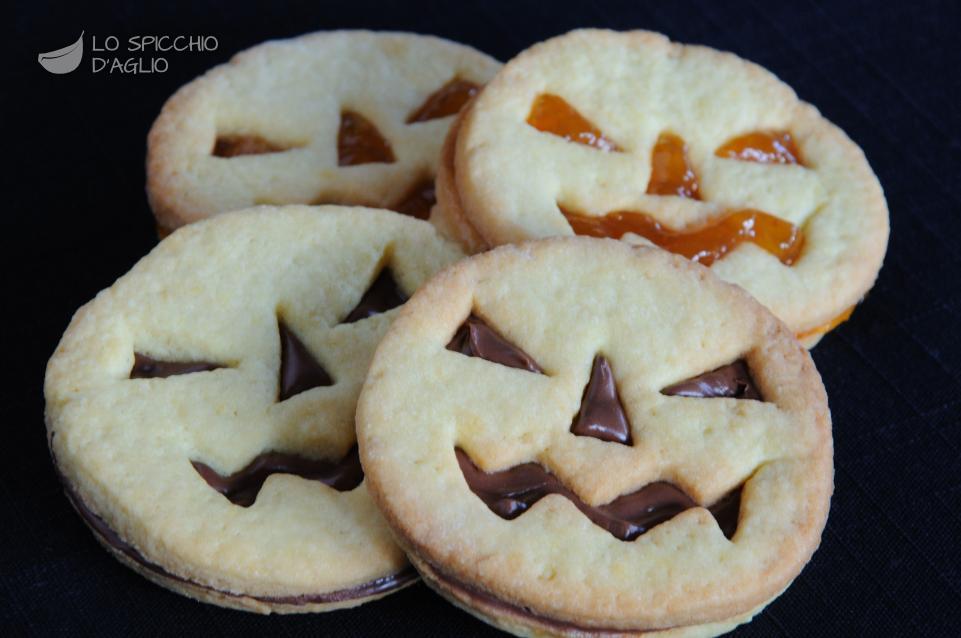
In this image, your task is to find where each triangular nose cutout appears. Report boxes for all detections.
[570,355,633,445]
[278,320,334,401]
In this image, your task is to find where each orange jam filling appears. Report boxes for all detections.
[392,177,436,220]
[647,132,700,199]
[213,135,287,157]
[715,130,802,165]
[407,78,480,123]
[796,306,855,340]
[562,208,803,267]
[338,111,396,166]
[526,94,620,152]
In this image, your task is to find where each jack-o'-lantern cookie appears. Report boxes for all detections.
[44,206,464,612]
[450,29,888,345]
[358,238,833,636]
[147,31,500,233]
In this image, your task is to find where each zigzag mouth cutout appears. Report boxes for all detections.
[456,448,741,541]
[191,445,364,507]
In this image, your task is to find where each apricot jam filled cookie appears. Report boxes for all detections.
[147,31,500,233]
[44,206,463,612]
[450,29,888,345]
[358,238,833,636]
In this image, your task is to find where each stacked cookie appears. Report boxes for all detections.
[45,29,888,636]
[147,30,502,232]
[434,30,888,347]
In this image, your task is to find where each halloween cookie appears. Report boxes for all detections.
[358,238,833,636]
[449,29,888,345]
[44,206,464,612]
[147,31,501,233]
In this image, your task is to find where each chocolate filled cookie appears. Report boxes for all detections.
[449,29,888,345]
[44,206,463,612]
[358,237,833,636]
[147,31,500,233]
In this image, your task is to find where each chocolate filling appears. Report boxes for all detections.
[342,269,407,323]
[278,320,334,401]
[130,354,222,379]
[57,467,415,604]
[426,561,689,635]
[457,448,741,541]
[446,315,544,373]
[661,359,762,400]
[191,445,364,507]
[569,356,632,445]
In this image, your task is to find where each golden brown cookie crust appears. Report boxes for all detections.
[147,31,500,231]
[358,237,832,634]
[453,29,888,338]
[45,206,464,611]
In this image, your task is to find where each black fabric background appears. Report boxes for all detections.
[6,1,961,635]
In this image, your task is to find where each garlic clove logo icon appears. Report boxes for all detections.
[38,31,84,74]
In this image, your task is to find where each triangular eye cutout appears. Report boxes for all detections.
[406,77,480,124]
[342,268,407,323]
[715,130,802,165]
[392,177,436,220]
[212,134,290,157]
[661,359,762,400]
[337,111,396,166]
[278,320,334,401]
[446,315,544,374]
[130,353,223,379]
[526,94,620,152]
[646,132,700,199]
[570,355,633,445]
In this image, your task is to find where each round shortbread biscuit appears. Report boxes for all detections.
[44,206,464,612]
[358,237,833,636]
[147,31,501,232]
[452,29,888,344]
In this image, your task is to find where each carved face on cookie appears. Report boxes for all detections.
[358,238,833,635]
[44,206,464,611]
[452,29,888,343]
[147,31,501,231]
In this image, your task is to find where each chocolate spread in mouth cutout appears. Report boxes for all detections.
[191,446,364,507]
[456,448,741,541]
[447,449,743,630]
